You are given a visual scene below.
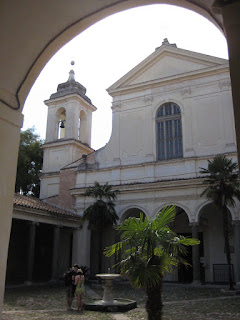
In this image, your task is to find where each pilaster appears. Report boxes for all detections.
[51,226,61,280]
[26,222,38,283]
[0,103,23,314]
[233,220,240,283]
[190,222,201,283]
[72,222,91,268]
[216,1,240,165]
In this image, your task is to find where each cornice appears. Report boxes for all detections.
[39,171,60,177]
[109,64,229,97]
[74,152,238,175]
[42,138,93,152]
[70,176,204,197]
[44,93,97,112]
[13,207,81,226]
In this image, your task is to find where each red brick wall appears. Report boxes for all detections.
[58,168,77,211]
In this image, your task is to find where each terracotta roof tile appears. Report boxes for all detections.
[14,194,80,219]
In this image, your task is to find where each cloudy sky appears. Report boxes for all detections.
[22,4,228,150]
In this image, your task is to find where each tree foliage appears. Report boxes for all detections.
[82,181,119,273]
[82,182,119,230]
[199,154,240,290]
[15,127,43,197]
[200,155,240,207]
[105,206,199,320]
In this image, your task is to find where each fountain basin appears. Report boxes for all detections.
[85,298,137,312]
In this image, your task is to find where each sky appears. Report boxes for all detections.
[22,4,228,150]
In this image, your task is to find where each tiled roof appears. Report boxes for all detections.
[14,194,80,219]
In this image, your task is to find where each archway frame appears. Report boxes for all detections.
[7,0,224,113]
[118,205,149,223]
[154,202,192,222]
[196,200,236,223]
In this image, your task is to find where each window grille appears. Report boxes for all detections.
[213,264,234,283]
[156,102,183,160]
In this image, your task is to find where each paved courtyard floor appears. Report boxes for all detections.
[3,282,240,319]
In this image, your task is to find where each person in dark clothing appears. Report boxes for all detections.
[64,264,79,311]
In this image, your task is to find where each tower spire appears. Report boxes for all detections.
[68,61,75,81]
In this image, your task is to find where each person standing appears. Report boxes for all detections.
[64,264,79,311]
[75,268,85,312]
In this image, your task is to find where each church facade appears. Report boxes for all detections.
[40,39,240,284]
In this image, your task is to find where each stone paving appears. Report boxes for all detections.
[2,283,240,319]
[112,313,130,320]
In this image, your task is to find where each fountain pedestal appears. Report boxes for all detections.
[96,274,120,305]
[84,273,137,312]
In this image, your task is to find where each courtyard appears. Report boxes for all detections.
[3,282,240,320]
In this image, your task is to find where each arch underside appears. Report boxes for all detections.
[0,0,224,112]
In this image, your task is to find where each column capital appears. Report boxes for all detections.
[73,225,83,231]
[28,221,39,227]
[54,224,62,229]
[189,222,199,227]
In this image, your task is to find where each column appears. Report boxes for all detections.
[51,226,60,280]
[0,104,23,315]
[233,221,240,284]
[26,222,37,284]
[215,2,240,164]
[190,222,201,283]
[72,222,91,267]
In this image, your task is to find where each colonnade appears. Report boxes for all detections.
[7,221,74,284]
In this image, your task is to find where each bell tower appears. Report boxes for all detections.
[40,65,96,199]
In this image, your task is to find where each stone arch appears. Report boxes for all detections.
[196,200,235,223]
[2,0,240,315]
[153,98,185,118]
[16,1,224,112]
[153,202,192,222]
[196,201,236,283]
[154,203,193,283]
[119,205,148,223]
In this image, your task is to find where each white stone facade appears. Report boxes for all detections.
[42,40,240,283]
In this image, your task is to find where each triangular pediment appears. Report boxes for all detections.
[107,43,228,93]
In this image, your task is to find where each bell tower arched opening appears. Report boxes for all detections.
[78,110,87,142]
[57,108,66,139]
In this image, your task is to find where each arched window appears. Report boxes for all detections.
[57,108,66,139]
[78,110,87,142]
[156,102,183,160]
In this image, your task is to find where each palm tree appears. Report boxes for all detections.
[199,154,240,290]
[82,181,119,273]
[105,206,199,320]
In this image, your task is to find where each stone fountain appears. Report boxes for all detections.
[84,272,137,312]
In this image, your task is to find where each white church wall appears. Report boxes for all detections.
[95,74,234,171]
